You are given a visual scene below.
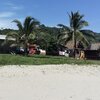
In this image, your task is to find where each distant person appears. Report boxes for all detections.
[77,41,84,58]
[80,50,85,59]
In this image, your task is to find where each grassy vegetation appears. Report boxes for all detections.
[0,54,100,65]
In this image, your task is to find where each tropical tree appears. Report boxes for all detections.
[68,11,89,48]
[58,11,95,57]
[35,24,61,51]
[12,16,40,55]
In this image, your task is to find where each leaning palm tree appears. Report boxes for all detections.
[58,11,95,57]
[13,16,40,55]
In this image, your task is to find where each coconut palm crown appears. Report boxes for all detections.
[58,11,95,48]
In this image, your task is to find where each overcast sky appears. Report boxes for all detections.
[0,0,100,32]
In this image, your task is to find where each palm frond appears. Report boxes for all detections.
[6,32,20,44]
[76,31,89,46]
[12,20,23,34]
[28,19,40,34]
[68,11,88,30]
[24,16,33,33]
[57,24,71,32]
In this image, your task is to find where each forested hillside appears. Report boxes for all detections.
[0,28,100,42]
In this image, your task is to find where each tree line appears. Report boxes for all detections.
[0,11,100,56]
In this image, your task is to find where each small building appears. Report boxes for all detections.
[0,35,15,41]
[65,41,73,49]
[0,35,15,53]
[90,43,100,50]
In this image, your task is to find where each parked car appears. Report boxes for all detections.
[59,50,70,57]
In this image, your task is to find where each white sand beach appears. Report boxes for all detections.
[0,64,100,100]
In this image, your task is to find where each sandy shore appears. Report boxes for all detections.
[0,64,100,100]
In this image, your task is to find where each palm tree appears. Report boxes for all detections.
[58,11,95,57]
[13,16,40,55]
[69,12,89,49]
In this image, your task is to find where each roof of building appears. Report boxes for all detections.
[65,41,73,49]
[91,43,100,50]
[0,35,6,40]
[0,35,15,41]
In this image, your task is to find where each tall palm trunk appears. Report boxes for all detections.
[73,30,77,58]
